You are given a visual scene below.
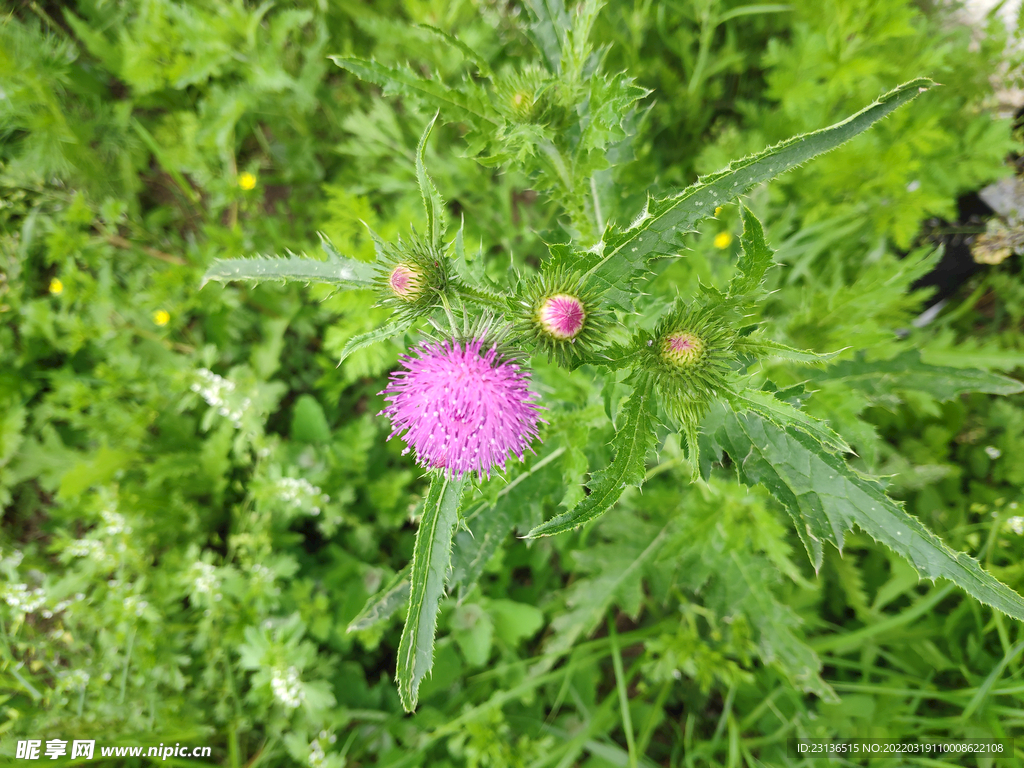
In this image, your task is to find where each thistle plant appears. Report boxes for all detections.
[203,0,1024,712]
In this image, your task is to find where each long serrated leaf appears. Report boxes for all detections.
[578,78,934,307]
[715,407,1024,621]
[338,317,414,365]
[202,253,376,288]
[726,387,850,454]
[329,56,497,125]
[416,113,446,248]
[395,473,466,712]
[526,377,656,537]
[734,337,843,365]
[728,205,774,297]
[811,350,1024,402]
[347,565,411,632]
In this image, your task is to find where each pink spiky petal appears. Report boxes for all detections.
[538,294,585,340]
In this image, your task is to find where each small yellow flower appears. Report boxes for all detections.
[714,206,723,217]
[238,172,257,191]
[714,232,733,249]
[153,310,170,326]
[49,278,64,295]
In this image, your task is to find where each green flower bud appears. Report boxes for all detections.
[374,234,452,319]
[637,300,739,475]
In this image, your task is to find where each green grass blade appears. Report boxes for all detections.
[608,617,639,768]
[395,473,467,712]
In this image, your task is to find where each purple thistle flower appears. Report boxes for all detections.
[379,338,542,477]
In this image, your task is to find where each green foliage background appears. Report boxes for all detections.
[2,0,1024,765]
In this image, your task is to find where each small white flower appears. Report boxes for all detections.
[271,666,305,709]
[1007,516,1024,536]
[193,369,249,427]
[275,477,328,515]
[3,583,47,613]
[101,508,131,536]
[985,445,1002,460]
[66,539,104,559]
[191,562,219,595]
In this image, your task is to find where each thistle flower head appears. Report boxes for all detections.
[637,299,739,477]
[641,300,737,411]
[374,233,452,318]
[516,267,609,366]
[495,65,550,123]
[379,337,542,478]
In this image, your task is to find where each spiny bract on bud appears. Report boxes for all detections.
[634,300,740,476]
[374,233,452,318]
[379,337,542,479]
[516,267,609,366]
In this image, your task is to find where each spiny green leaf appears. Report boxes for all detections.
[396,473,466,712]
[734,337,843,366]
[416,112,446,249]
[413,24,493,78]
[811,350,1024,403]
[202,252,376,288]
[337,317,415,366]
[526,377,657,537]
[713,406,1024,621]
[725,387,851,454]
[347,565,410,632]
[576,78,935,308]
[728,205,775,298]
[329,56,497,125]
